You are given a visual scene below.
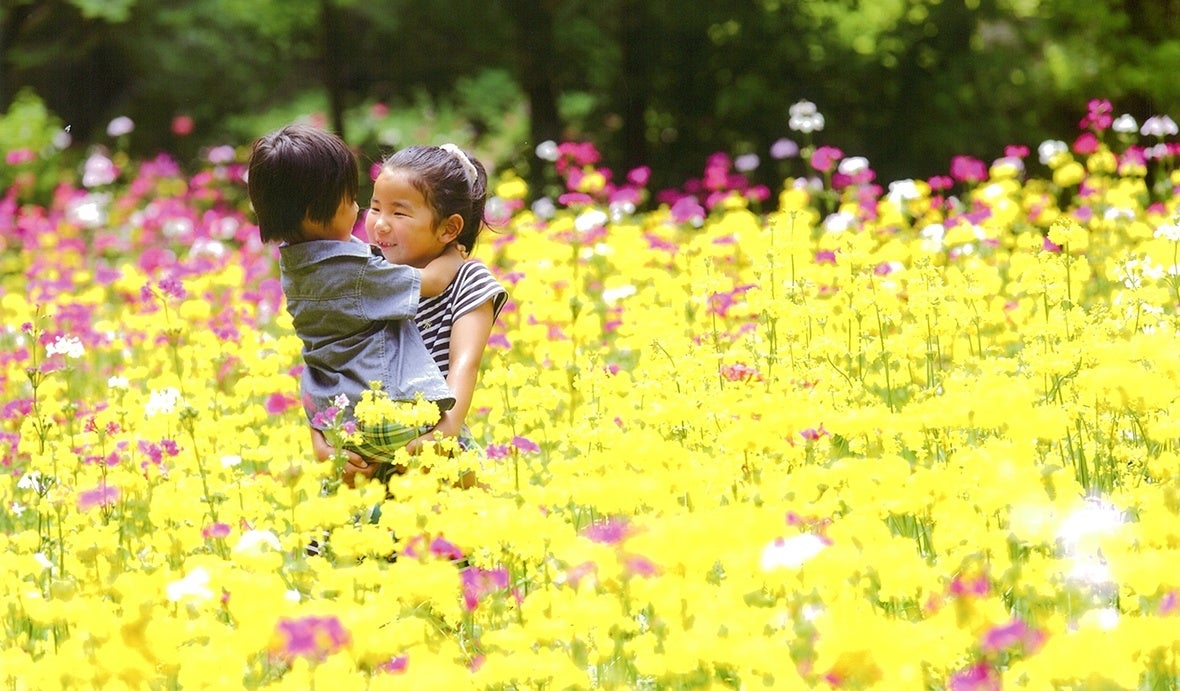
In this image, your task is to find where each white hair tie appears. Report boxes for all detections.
[439,143,478,189]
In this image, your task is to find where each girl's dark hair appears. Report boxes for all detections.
[380,145,488,252]
[247,124,358,243]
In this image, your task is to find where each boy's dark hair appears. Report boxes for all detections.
[247,124,359,244]
[381,145,489,252]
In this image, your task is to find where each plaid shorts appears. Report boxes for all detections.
[343,420,432,465]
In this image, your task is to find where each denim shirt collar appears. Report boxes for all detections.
[279,236,378,271]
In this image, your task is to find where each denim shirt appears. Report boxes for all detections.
[279,237,455,427]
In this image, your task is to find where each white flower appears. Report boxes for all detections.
[166,566,213,603]
[1141,115,1179,138]
[33,552,55,572]
[46,335,85,359]
[788,100,825,133]
[837,156,869,176]
[602,285,637,304]
[107,376,130,389]
[106,116,135,137]
[220,454,243,468]
[734,153,760,173]
[823,211,856,234]
[1057,498,1123,551]
[531,197,556,220]
[331,393,350,409]
[82,154,118,188]
[535,140,559,162]
[17,471,46,492]
[1037,139,1068,165]
[887,179,921,208]
[145,387,184,417]
[1111,114,1138,134]
[760,534,827,571]
[233,529,282,554]
[1154,221,1180,242]
[918,223,946,252]
[609,200,636,222]
[575,209,609,235]
[285,589,302,603]
[67,193,110,227]
[207,145,236,164]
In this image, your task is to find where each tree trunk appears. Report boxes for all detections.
[504,0,561,149]
[618,0,649,172]
[320,0,346,138]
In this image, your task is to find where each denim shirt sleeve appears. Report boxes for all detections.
[357,254,421,321]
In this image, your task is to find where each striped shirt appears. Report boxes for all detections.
[416,260,508,377]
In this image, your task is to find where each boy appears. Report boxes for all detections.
[247,124,461,470]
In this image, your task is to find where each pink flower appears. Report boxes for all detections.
[581,517,630,545]
[1072,132,1100,155]
[5,149,34,166]
[429,536,465,561]
[623,554,659,577]
[512,435,540,454]
[948,661,1000,691]
[380,654,408,674]
[669,196,706,225]
[800,424,828,441]
[77,483,119,511]
[810,145,843,173]
[627,166,651,186]
[271,615,350,660]
[950,155,987,183]
[264,392,298,415]
[981,618,1045,655]
[202,522,231,539]
[171,115,194,136]
[461,566,511,611]
[720,362,763,382]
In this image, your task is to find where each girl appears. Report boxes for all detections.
[311,144,509,485]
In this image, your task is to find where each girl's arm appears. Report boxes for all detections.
[406,298,496,453]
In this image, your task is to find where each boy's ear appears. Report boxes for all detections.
[439,214,463,243]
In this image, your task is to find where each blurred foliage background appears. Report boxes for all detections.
[2,0,1178,194]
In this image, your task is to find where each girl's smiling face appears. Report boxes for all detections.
[365,170,458,269]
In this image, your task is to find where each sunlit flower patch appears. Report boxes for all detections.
[2,100,1180,688]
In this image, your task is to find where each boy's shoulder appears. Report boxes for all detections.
[280,237,381,267]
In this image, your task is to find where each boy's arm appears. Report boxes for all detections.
[418,245,464,297]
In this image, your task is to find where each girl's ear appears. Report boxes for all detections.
[439,213,463,243]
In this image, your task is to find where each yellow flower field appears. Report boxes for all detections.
[2,112,1180,688]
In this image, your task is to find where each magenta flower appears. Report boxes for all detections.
[77,483,119,512]
[429,536,466,561]
[948,661,1000,691]
[980,618,1045,655]
[264,392,298,415]
[810,146,843,173]
[272,615,350,660]
[627,166,651,186]
[623,554,659,577]
[581,517,631,545]
[460,566,511,611]
[511,435,540,454]
[202,522,231,539]
[1160,591,1178,615]
[1072,132,1100,155]
[380,654,408,674]
[950,155,987,183]
[800,424,828,441]
[669,196,706,225]
[949,573,990,598]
